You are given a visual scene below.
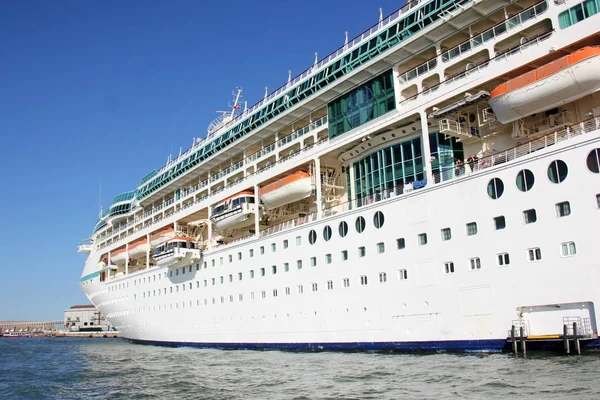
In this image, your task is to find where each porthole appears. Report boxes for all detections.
[355,216,366,233]
[487,178,504,199]
[547,160,568,183]
[323,225,332,241]
[338,221,348,237]
[308,230,317,245]
[586,148,600,173]
[516,169,535,192]
[373,211,385,229]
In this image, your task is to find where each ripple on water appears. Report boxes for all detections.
[2,339,600,399]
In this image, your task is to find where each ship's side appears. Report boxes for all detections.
[79,0,600,351]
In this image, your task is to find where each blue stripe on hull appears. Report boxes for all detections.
[126,338,510,353]
[126,337,600,353]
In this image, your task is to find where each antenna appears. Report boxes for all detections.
[98,177,102,218]
[344,31,349,50]
[207,88,244,134]
[379,8,383,28]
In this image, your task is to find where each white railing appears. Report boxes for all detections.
[440,0,548,63]
[277,115,328,147]
[399,58,437,84]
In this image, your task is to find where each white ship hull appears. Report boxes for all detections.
[81,131,600,351]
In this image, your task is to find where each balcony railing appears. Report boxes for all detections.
[398,58,438,84]
[440,0,548,63]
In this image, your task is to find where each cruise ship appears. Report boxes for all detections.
[78,0,600,352]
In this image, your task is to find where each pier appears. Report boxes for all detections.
[0,320,62,335]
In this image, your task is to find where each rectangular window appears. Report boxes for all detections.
[343,278,350,288]
[238,272,242,280]
[271,243,276,252]
[260,268,265,276]
[297,260,303,270]
[296,236,301,246]
[341,250,348,261]
[261,290,266,299]
[527,247,542,262]
[325,254,332,264]
[378,272,387,283]
[441,228,451,241]
[398,269,408,280]
[237,252,242,260]
[272,265,277,274]
[220,257,223,265]
[377,242,385,254]
[297,285,304,294]
[204,279,207,287]
[444,262,454,274]
[283,239,289,249]
[273,289,278,297]
[285,287,291,295]
[211,260,215,267]
[310,257,317,267]
[260,246,265,255]
[497,253,510,266]
[250,270,255,279]
[239,294,243,301]
[228,254,233,263]
[284,262,289,272]
[494,216,506,230]
[397,238,406,249]
[229,295,234,303]
[556,201,571,217]
[249,249,254,258]
[417,233,427,245]
[596,194,600,209]
[360,275,368,285]
[220,276,224,284]
[469,257,481,270]
[227,274,232,282]
[211,278,215,286]
[312,283,318,292]
[203,261,207,269]
[358,246,366,257]
[250,292,255,300]
[523,209,537,224]
[560,241,577,257]
[466,222,478,236]
[327,280,334,290]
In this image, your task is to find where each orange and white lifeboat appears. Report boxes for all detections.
[128,238,150,258]
[152,236,202,268]
[110,247,127,264]
[259,170,313,210]
[149,226,176,247]
[489,46,600,123]
[211,191,262,230]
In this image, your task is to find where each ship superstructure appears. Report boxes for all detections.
[79,0,600,351]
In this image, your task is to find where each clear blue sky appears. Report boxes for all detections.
[0,0,405,320]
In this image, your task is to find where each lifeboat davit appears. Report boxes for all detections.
[150,227,176,247]
[152,236,202,268]
[489,46,600,124]
[128,238,150,258]
[211,191,262,230]
[259,170,313,210]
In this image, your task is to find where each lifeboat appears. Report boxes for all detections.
[211,191,262,230]
[152,236,202,268]
[489,46,600,123]
[259,170,313,210]
[150,226,176,247]
[110,247,127,264]
[128,238,150,258]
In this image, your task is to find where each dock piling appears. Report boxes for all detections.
[573,322,581,355]
[519,326,526,355]
[563,324,570,354]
